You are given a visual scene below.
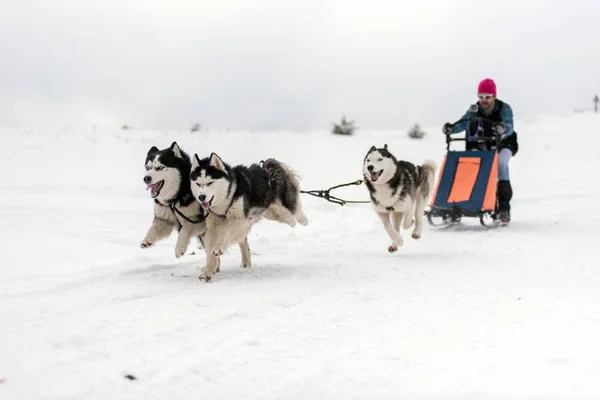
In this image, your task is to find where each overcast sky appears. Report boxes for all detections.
[1,0,599,131]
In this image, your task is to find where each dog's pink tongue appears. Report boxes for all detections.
[146,183,158,190]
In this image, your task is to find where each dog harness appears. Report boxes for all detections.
[169,201,207,224]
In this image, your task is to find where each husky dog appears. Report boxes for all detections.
[141,142,245,270]
[189,152,308,281]
[363,144,437,253]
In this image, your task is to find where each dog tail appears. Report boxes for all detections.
[420,159,438,198]
[262,158,302,185]
[261,158,308,226]
[422,159,438,175]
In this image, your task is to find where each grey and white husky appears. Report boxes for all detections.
[363,144,437,252]
[141,142,244,271]
[189,152,308,281]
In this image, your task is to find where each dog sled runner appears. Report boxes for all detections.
[425,112,506,226]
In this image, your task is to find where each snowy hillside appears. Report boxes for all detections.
[1,112,600,399]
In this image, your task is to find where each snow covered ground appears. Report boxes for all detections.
[1,112,600,399]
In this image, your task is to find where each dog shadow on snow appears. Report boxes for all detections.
[121,261,186,276]
[199,263,308,283]
[122,255,309,284]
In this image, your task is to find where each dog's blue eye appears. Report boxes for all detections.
[145,166,151,170]
[156,166,164,171]
[207,182,213,186]
[378,158,383,161]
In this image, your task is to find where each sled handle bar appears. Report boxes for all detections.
[445,115,504,150]
[448,115,504,128]
[446,133,503,150]
[448,136,500,142]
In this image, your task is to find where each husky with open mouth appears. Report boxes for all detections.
[189,152,308,281]
[141,142,246,271]
[363,144,437,253]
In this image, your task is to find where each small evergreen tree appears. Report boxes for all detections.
[332,115,356,136]
[407,123,425,139]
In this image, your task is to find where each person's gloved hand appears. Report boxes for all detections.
[442,123,452,135]
[492,123,507,136]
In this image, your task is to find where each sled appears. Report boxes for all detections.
[425,110,505,226]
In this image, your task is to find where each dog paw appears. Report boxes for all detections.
[198,272,212,282]
[140,238,155,248]
[411,232,421,239]
[240,262,252,269]
[175,245,187,258]
[297,214,309,226]
[388,243,399,253]
[212,248,223,257]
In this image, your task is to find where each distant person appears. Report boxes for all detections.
[442,78,519,222]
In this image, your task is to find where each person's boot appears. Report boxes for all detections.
[497,180,512,222]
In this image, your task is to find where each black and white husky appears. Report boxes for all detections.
[141,142,245,270]
[190,152,308,281]
[363,144,437,253]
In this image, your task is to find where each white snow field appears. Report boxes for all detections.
[1,112,600,399]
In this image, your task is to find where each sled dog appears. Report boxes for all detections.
[363,144,437,252]
[189,152,308,280]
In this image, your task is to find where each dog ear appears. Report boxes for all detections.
[191,153,201,170]
[383,144,388,149]
[170,142,183,159]
[209,153,226,171]
[369,145,376,151]
[147,146,159,157]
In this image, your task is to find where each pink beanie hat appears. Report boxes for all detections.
[477,78,496,96]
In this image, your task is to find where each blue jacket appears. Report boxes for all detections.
[451,100,515,137]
